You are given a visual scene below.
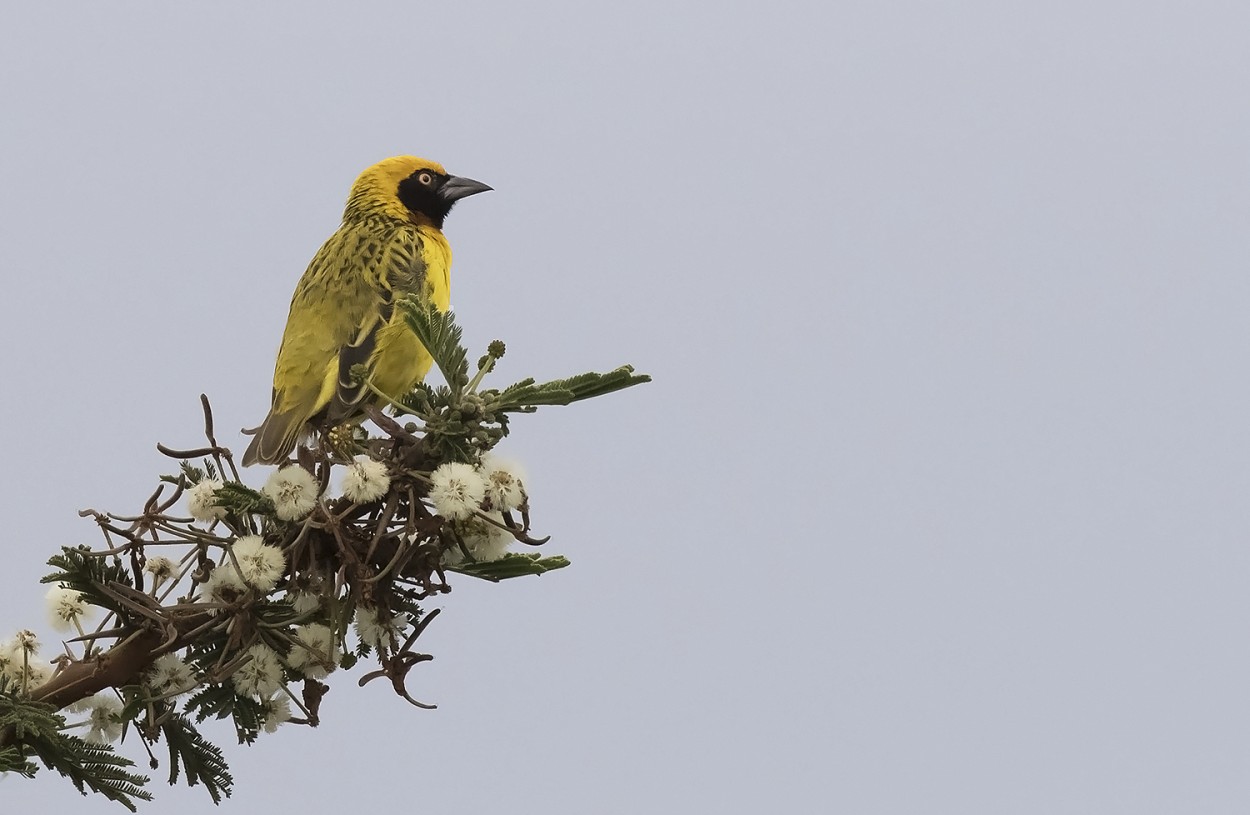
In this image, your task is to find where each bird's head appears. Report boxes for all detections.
[344,156,492,228]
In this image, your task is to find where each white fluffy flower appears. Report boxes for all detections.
[202,563,246,610]
[341,456,391,503]
[13,629,38,653]
[479,456,528,512]
[1,634,50,690]
[286,623,338,679]
[143,556,177,585]
[3,630,39,662]
[44,585,90,632]
[453,514,513,563]
[83,693,124,744]
[428,462,486,520]
[263,466,320,521]
[66,695,97,714]
[288,591,322,615]
[262,695,292,733]
[3,656,52,690]
[353,607,411,650]
[232,643,283,698]
[0,633,31,682]
[0,642,14,680]
[186,478,227,522]
[203,538,285,604]
[229,536,286,591]
[146,653,197,698]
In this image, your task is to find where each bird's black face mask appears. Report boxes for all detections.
[397,171,492,228]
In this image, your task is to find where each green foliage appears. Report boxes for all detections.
[161,462,218,492]
[0,743,38,777]
[229,696,265,745]
[492,366,652,409]
[170,462,203,486]
[397,299,650,464]
[0,684,44,778]
[213,480,273,516]
[43,546,134,620]
[162,712,233,804]
[0,688,151,811]
[390,593,426,624]
[37,734,152,811]
[184,686,264,745]
[399,298,469,392]
[449,553,572,581]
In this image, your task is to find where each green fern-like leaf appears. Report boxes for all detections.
[41,735,153,811]
[1,689,151,810]
[184,685,234,725]
[398,298,469,392]
[397,380,438,416]
[213,481,273,516]
[179,461,206,484]
[492,366,651,411]
[230,695,265,745]
[184,686,264,746]
[43,547,134,619]
[0,744,38,776]
[162,713,233,804]
[0,686,50,777]
[448,553,571,581]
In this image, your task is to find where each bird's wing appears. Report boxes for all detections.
[326,224,428,417]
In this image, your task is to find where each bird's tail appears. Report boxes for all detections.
[241,410,304,466]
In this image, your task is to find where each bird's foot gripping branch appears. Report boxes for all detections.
[0,302,649,809]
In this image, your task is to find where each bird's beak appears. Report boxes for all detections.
[439,175,493,202]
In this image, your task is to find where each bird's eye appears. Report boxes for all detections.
[418,172,433,185]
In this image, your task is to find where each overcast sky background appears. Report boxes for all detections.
[3,2,1250,812]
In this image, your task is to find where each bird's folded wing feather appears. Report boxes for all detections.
[326,226,428,418]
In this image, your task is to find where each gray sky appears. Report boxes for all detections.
[3,2,1250,812]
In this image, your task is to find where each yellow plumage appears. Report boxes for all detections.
[243,156,490,466]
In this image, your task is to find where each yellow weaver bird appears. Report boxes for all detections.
[242,156,491,466]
